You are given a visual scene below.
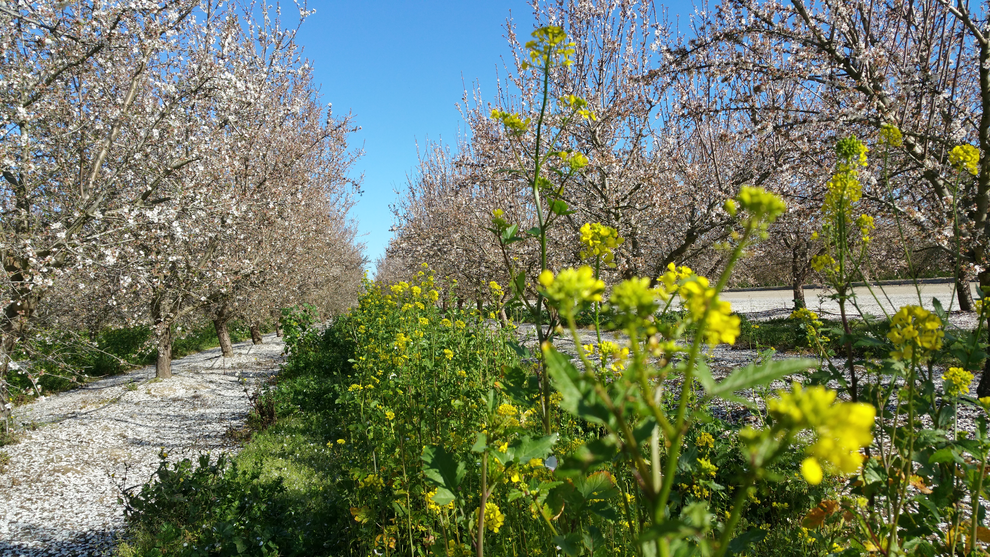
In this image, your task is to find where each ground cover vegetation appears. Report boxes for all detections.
[123,9,990,556]
[0,0,366,434]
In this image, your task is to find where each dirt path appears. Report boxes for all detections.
[0,335,284,557]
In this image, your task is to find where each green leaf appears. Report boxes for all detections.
[928,447,958,464]
[932,297,947,322]
[501,223,518,243]
[728,528,768,554]
[471,432,488,454]
[503,364,541,406]
[706,358,816,401]
[512,271,526,297]
[431,487,455,506]
[422,445,466,492]
[553,534,582,556]
[507,434,558,465]
[526,226,542,237]
[549,199,572,216]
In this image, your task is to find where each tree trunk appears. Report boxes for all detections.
[791,243,810,310]
[274,320,283,338]
[956,265,975,312]
[793,281,806,310]
[156,325,173,379]
[250,323,263,345]
[978,271,990,397]
[214,317,234,357]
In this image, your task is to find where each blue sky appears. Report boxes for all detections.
[292,1,695,272]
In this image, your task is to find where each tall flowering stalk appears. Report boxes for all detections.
[488,26,595,435]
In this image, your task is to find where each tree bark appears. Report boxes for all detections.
[274,320,283,338]
[978,271,990,398]
[156,325,173,379]
[956,265,975,312]
[791,244,810,310]
[214,317,234,357]
[250,323,263,345]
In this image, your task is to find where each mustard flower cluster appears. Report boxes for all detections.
[679,276,740,346]
[856,214,875,244]
[767,383,875,485]
[887,305,944,361]
[657,262,694,299]
[479,502,505,533]
[556,149,590,170]
[696,431,715,451]
[836,135,869,167]
[522,25,575,69]
[597,340,630,372]
[578,222,623,266]
[609,276,659,326]
[559,94,595,121]
[734,185,787,226]
[942,367,974,397]
[490,109,530,136]
[539,266,605,315]
[823,170,863,219]
[879,123,903,147]
[949,144,979,176]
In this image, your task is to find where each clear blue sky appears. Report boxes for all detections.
[292,1,694,272]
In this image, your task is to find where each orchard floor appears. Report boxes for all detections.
[722,279,981,325]
[0,335,284,557]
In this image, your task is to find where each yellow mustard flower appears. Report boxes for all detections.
[539,266,605,315]
[949,144,979,176]
[443,348,454,361]
[767,382,875,485]
[942,367,974,397]
[679,276,740,345]
[836,135,868,167]
[696,431,715,451]
[480,502,505,533]
[579,222,623,266]
[735,186,787,225]
[496,403,518,417]
[609,276,659,325]
[657,262,695,299]
[887,305,944,361]
[879,123,902,147]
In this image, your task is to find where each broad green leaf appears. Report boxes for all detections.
[431,487,455,506]
[553,534,582,556]
[932,297,947,321]
[422,445,466,492]
[928,447,958,464]
[526,226,542,237]
[507,434,558,465]
[575,471,619,501]
[706,358,816,401]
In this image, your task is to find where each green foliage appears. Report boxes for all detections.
[119,453,292,557]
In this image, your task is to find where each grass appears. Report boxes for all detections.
[117,321,356,557]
